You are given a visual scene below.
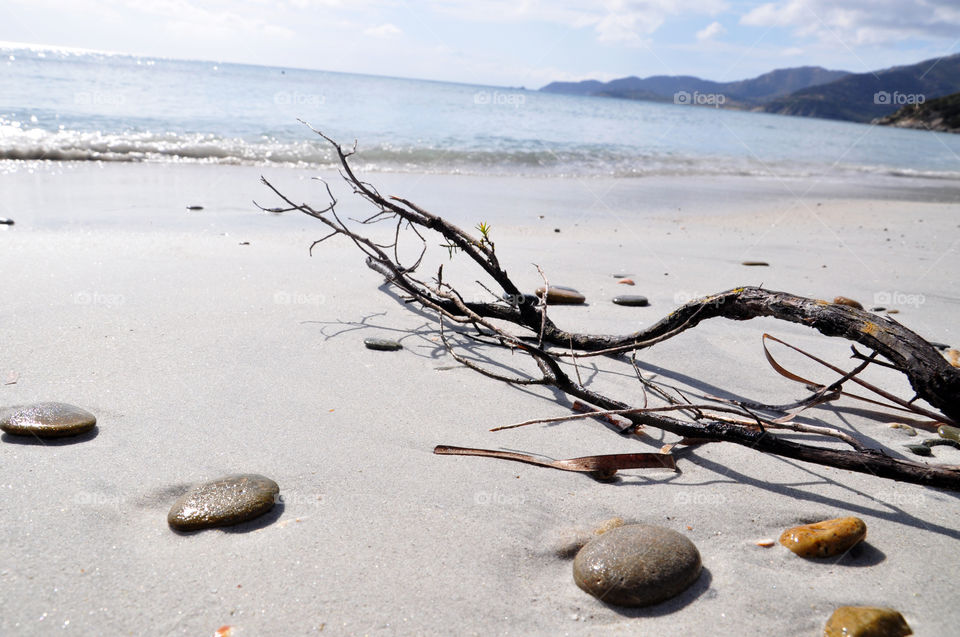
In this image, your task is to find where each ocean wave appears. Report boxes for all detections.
[3,122,959,181]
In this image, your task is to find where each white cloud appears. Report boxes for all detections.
[740,0,960,46]
[696,21,726,41]
[428,0,728,44]
[364,23,402,38]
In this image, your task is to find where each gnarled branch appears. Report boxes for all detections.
[258,128,960,491]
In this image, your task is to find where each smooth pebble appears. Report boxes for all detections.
[573,524,701,607]
[833,296,864,310]
[922,438,960,450]
[612,295,650,307]
[0,402,96,438]
[534,286,586,305]
[905,443,932,456]
[887,423,917,436]
[364,337,403,351]
[937,424,960,442]
[168,474,279,531]
[616,278,635,285]
[945,349,960,368]
[741,261,769,266]
[823,606,912,637]
[778,516,866,558]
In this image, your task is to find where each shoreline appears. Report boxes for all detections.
[2,160,959,635]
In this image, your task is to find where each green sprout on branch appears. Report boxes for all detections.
[475,222,494,251]
[440,221,493,260]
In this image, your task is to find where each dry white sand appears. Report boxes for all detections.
[1,161,959,635]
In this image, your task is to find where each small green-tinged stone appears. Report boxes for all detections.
[923,438,960,450]
[167,474,279,531]
[0,402,96,438]
[937,424,960,442]
[612,295,650,307]
[905,444,932,456]
[363,338,403,351]
[823,606,912,637]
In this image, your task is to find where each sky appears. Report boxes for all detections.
[1,0,958,88]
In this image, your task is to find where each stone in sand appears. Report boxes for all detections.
[186,205,204,210]
[573,524,701,607]
[905,443,932,456]
[741,261,769,266]
[778,516,866,558]
[938,424,960,442]
[363,337,403,351]
[823,606,912,637]
[613,295,649,307]
[945,349,960,368]
[167,474,279,531]
[0,218,14,225]
[0,402,96,438]
[534,286,586,305]
[887,423,917,436]
[833,296,864,310]
[616,278,635,285]
[922,438,960,450]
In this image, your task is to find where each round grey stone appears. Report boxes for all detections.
[364,337,403,351]
[0,402,97,438]
[612,295,649,307]
[573,524,702,607]
[167,474,280,531]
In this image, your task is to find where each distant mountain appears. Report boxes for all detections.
[540,66,850,106]
[724,67,851,101]
[874,92,960,133]
[762,54,960,122]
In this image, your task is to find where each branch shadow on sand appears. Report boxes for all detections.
[300,286,960,540]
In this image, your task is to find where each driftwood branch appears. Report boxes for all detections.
[257,128,960,491]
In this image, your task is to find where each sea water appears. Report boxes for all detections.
[2,44,959,180]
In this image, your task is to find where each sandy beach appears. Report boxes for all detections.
[2,160,960,635]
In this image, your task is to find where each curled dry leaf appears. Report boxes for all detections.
[433,445,676,479]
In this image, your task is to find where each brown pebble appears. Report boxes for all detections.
[534,286,586,305]
[741,261,769,266]
[754,538,775,548]
[886,309,900,314]
[945,349,960,368]
[833,296,864,310]
[779,516,866,558]
[0,402,97,438]
[616,278,635,285]
[823,606,912,637]
[167,474,279,531]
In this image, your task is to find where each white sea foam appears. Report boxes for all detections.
[3,47,960,181]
